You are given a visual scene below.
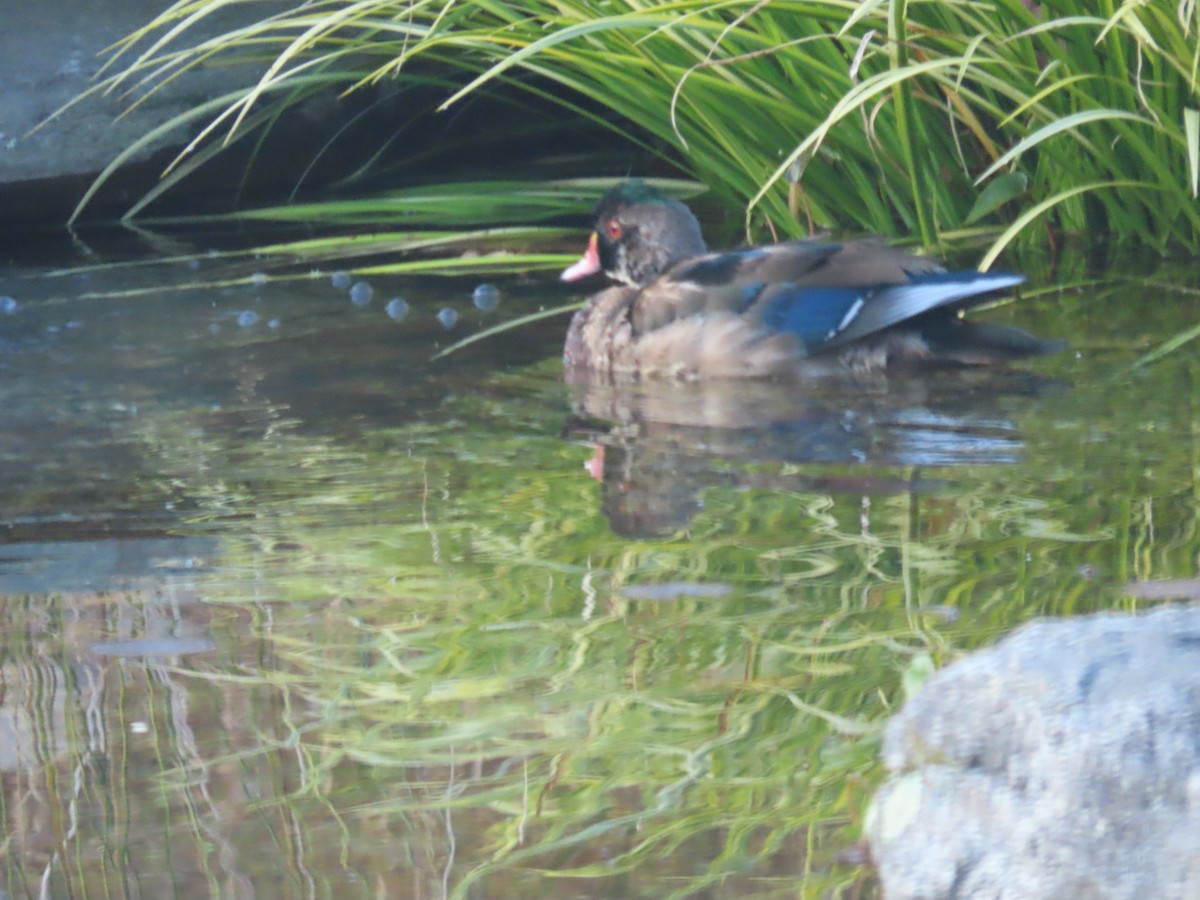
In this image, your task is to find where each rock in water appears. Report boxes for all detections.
[868,605,1200,900]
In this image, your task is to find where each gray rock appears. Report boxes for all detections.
[867,605,1200,900]
[0,1,258,185]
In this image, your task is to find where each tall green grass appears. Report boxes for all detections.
[74,0,1200,258]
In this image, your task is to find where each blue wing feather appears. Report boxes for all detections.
[757,271,1025,352]
[759,286,868,350]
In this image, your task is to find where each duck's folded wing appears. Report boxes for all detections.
[751,272,1026,354]
[630,237,1020,352]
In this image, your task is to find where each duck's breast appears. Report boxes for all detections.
[564,287,638,376]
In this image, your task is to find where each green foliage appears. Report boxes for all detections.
[74,0,1200,257]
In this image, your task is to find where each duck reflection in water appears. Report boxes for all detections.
[564,373,1054,538]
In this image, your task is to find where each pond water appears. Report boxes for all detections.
[0,236,1196,898]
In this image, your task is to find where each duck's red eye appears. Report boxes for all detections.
[606,219,623,240]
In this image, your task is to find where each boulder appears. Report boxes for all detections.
[868,605,1200,899]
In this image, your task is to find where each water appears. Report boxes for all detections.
[0,242,1196,898]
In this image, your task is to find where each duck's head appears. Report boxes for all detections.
[561,180,707,288]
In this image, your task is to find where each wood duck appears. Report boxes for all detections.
[561,181,1061,379]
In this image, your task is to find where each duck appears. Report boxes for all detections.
[560,180,1061,380]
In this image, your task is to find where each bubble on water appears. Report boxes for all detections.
[250,271,268,287]
[268,318,280,330]
[350,281,374,307]
[472,283,500,311]
[437,307,458,329]
[330,270,352,290]
[187,259,201,272]
[210,323,220,334]
[238,310,259,327]
[385,297,409,322]
[0,296,18,314]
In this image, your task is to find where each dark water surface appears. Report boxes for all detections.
[0,243,1196,898]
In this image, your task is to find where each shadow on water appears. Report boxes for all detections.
[1,236,1199,898]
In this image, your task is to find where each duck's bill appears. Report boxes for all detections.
[561,233,601,282]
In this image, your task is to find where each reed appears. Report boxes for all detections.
[70,0,1200,262]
